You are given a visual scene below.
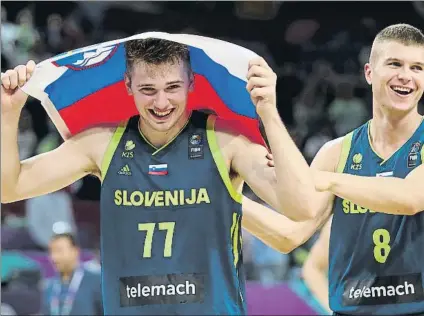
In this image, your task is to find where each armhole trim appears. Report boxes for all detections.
[100,121,128,183]
[206,115,242,204]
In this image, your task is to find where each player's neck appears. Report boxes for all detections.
[370,107,422,150]
[139,110,191,148]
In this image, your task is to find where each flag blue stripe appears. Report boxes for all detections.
[45,44,126,110]
[189,47,257,119]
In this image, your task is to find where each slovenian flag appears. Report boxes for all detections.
[148,164,168,176]
[21,32,266,146]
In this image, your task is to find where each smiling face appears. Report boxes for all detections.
[124,39,193,133]
[364,24,424,115]
[125,60,192,132]
[365,41,424,114]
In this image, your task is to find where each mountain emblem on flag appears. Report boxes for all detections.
[54,45,119,71]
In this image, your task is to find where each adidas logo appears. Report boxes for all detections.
[118,164,132,176]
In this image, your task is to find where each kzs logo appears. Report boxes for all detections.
[350,153,363,171]
[122,140,135,159]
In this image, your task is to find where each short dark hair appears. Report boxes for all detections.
[51,233,78,247]
[124,38,191,76]
[370,24,424,63]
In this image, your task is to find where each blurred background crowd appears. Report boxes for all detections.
[1,1,424,315]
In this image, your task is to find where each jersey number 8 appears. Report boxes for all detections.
[138,222,175,258]
[373,228,391,264]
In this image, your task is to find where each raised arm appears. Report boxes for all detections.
[232,57,324,221]
[1,61,107,203]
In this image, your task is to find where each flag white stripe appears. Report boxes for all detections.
[149,164,167,169]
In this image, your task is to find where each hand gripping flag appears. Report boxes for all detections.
[21,32,266,146]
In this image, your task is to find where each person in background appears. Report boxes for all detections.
[302,216,332,314]
[42,233,102,315]
[248,195,290,285]
[327,80,369,137]
[17,108,36,160]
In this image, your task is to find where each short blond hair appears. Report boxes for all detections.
[370,24,424,63]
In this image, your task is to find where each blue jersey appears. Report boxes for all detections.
[99,112,246,315]
[329,118,424,315]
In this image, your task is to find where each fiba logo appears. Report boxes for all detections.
[350,153,363,170]
[188,133,204,159]
[190,134,202,146]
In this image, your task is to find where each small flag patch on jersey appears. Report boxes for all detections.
[376,171,393,177]
[148,164,168,176]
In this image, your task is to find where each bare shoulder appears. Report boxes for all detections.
[311,136,345,172]
[213,116,267,161]
[67,125,117,176]
[211,116,240,162]
[213,116,243,144]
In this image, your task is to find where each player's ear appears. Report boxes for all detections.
[364,63,372,85]
[124,72,133,95]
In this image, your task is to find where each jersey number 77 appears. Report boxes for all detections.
[138,222,176,258]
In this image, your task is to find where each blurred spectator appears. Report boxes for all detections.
[250,235,290,285]
[246,195,290,285]
[1,203,39,250]
[292,60,334,139]
[26,189,77,249]
[1,6,20,67]
[42,233,102,315]
[11,8,40,66]
[60,13,87,52]
[328,80,369,137]
[302,120,335,163]
[284,19,320,46]
[17,108,37,160]
[287,125,304,149]
[302,217,333,314]
[45,14,64,54]
[36,119,63,155]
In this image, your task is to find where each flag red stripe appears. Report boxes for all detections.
[59,74,265,146]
